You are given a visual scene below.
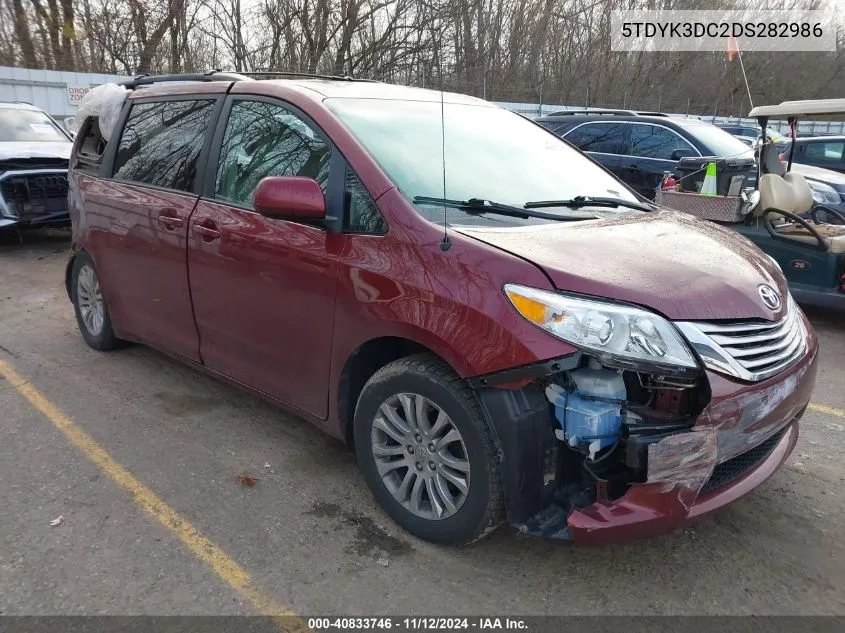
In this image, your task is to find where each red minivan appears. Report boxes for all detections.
[67,73,818,545]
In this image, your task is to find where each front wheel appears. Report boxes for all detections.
[354,354,503,545]
[71,251,122,350]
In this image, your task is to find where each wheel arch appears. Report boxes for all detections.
[337,335,456,452]
[65,244,81,300]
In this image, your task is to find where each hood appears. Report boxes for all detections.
[0,141,72,162]
[790,162,845,188]
[454,211,788,321]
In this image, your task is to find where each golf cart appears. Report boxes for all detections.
[657,99,845,309]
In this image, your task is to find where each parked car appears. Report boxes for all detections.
[789,162,845,218]
[539,111,840,210]
[782,136,845,174]
[717,123,786,146]
[68,74,817,546]
[536,110,760,199]
[0,101,73,232]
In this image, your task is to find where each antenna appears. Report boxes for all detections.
[437,32,451,251]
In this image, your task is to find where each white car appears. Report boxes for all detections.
[0,101,73,231]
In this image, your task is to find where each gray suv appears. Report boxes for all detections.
[536,110,757,199]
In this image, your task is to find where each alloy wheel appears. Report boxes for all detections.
[370,393,470,520]
[77,264,105,337]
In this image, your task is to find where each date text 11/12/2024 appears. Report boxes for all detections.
[308,618,528,630]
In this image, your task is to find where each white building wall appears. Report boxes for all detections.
[0,66,128,120]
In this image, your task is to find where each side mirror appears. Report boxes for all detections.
[671,148,696,160]
[253,176,326,220]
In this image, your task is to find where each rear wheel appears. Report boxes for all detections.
[71,252,121,350]
[354,354,503,545]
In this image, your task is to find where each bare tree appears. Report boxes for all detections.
[0,0,842,118]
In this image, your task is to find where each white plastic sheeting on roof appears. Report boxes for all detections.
[0,65,128,118]
[75,83,127,141]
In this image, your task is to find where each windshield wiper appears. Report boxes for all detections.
[413,196,592,222]
[524,196,655,212]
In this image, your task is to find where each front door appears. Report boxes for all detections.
[187,97,345,418]
[89,97,219,360]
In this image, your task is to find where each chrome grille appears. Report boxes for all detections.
[675,297,807,382]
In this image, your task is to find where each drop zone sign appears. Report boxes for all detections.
[67,85,90,106]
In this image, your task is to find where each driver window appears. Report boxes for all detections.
[214,100,331,207]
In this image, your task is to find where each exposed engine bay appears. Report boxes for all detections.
[472,351,714,539]
[544,356,708,495]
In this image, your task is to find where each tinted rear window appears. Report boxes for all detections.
[537,120,563,133]
[630,124,692,160]
[803,141,844,163]
[563,122,628,154]
[113,99,215,192]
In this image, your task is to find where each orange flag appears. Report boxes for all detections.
[727,34,739,61]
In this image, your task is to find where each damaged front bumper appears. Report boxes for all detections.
[0,168,71,230]
[474,327,819,545]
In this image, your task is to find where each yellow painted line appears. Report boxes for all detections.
[0,359,304,629]
[808,402,845,418]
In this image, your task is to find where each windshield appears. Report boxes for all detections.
[326,98,639,226]
[684,123,755,158]
[0,108,67,142]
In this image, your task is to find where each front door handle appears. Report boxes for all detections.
[158,210,184,229]
[192,222,221,241]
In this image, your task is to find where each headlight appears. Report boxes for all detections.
[807,180,841,205]
[504,284,698,371]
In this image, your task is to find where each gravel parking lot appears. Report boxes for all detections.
[1,231,844,617]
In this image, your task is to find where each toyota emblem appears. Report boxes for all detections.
[757,284,781,311]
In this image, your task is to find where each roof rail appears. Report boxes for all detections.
[239,71,377,82]
[544,109,639,117]
[543,109,672,118]
[120,70,253,89]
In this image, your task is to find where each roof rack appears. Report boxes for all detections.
[545,109,638,117]
[120,70,253,89]
[239,71,376,82]
[119,69,378,90]
[544,109,671,118]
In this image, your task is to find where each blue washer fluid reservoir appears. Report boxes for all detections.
[545,367,625,460]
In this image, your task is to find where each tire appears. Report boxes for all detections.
[354,353,503,545]
[70,251,122,351]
